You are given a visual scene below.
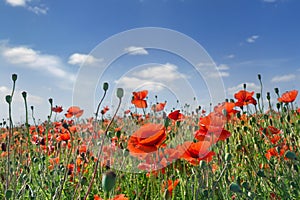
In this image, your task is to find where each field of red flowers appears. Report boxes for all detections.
[0,74,299,200]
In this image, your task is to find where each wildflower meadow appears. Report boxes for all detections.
[0,73,299,200]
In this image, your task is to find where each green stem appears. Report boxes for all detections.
[83,96,122,200]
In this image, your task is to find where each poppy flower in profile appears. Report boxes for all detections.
[65,106,84,118]
[152,101,167,112]
[168,110,184,121]
[178,141,214,165]
[278,90,298,103]
[52,106,63,113]
[127,123,166,157]
[131,90,148,108]
[214,102,239,119]
[297,108,300,114]
[101,106,110,115]
[234,90,257,107]
[162,179,180,197]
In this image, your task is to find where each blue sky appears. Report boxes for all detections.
[0,0,299,122]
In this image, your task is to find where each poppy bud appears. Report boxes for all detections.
[276,103,280,110]
[48,98,53,105]
[286,115,290,122]
[117,88,124,99]
[242,182,250,191]
[5,95,12,104]
[243,83,246,90]
[256,93,261,100]
[31,106,34,111]
[257,74,261,81]
[102,171,116,192]
[274,88,279,95]
[256,169,265,177]
[266,92,270,101]
[225,153,232,162]
[123,149,129,157]
[12,74,17,82]
[5,189,13,200]
[229,183,242,193]
[199,160,206,168]
[1,143,6,151]
[21,91,27,99]
[285,151,296,160]
[103,82,109,91]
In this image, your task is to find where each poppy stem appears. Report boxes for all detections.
[95,90,107,122]
[84,93,122,200]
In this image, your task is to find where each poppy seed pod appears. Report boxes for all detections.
[258,74,261,80]
[102,171,116,192]
[12,74,18,82]
[48,98,53,105]
[117,88,124,99]
[229,183,242,193]
[22,91,27,99]
[5,95,12,104]
[103,82,109,91]
[285,151,296,160]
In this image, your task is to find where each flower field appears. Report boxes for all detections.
[0,74,299,200]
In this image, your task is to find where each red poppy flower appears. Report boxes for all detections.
[278,90,298,103]
[234,90,257,107]
[131,90,148,108]
[162,179,180,197]
[194,112,230,143]
[127,123,166,157]
[52,106,63,113]
[101,106,109,115]
[214,102,239,119]
[178,141,214,165]
[138,148,181,172]
[152,102,166,112]
[297,107,300,114]
[65,106,84,118]
[168,110,184,121]
[79,144,87,154]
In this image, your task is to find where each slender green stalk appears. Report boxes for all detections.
[83,89,123,200]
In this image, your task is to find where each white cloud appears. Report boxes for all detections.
[226,54,235,59]
[5,0,27,7]
[132,63,186,81]
[217,64,230,71]
[124,46,149,55]
[198,62,230,78]
[114,63,188,91]
[247,35,259,43]
[68,53,102,66]
[5,0,48,15]
[27,6,48,15]
[227,82,260,96]
[115,77,164,92]
[0,44,75,83]
[271,74,296,83]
